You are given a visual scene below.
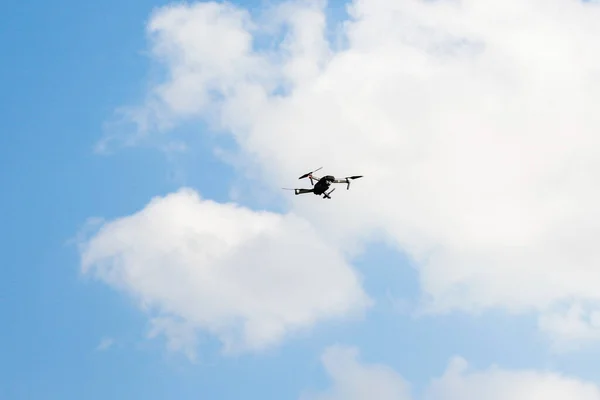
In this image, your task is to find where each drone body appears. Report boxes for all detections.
[283,167,363,199]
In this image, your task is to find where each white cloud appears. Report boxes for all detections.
[303,345,600,400]
[78,188,370,357]
[109,0,600,347]
[300,345,412,400]
[147,316,199,361]
[425,356,600,400]
[538,303,600,352]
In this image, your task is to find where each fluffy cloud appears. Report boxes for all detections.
[425,357,600,400]
[302,345,600,400]
[300,346,412,400]
[538,303,600,352]
[78,189,370,356]
[111,0,600,347]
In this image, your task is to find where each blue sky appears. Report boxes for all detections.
[3,0,600,399]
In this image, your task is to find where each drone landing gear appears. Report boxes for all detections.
[322,188,336,199]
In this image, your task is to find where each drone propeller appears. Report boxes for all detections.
[344,175,363,190]
[299,167,322,186]
[298,167,322,179]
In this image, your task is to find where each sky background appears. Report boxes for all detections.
[3,0,600,399]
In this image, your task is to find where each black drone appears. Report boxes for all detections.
[283,167,363,199]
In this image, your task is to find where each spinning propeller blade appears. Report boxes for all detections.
[344,175,363,190]
[299,167,322,180]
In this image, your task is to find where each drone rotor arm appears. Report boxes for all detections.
[282,187,314,195]
[333,175,363,190]
[309,174,321,185]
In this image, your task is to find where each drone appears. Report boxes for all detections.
[282,167,363,199]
